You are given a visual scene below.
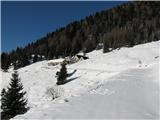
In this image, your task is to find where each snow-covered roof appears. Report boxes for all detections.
[76,52,89,58]
[77,52,86,56]
[31,54,35,57]
[65,57,71,61]
[48,58,65,63]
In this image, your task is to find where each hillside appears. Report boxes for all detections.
[1,41,159,119]
[1,1,160,71]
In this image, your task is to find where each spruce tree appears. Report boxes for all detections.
[56,62,67,85]
[21,54,29,67]
[1,88,6,97]
[13,62,19,70]
[1,71,28,120]
[33,54,38,63]
[1,53,10,72]
[47,51,53,60]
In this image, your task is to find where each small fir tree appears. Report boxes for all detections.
[56,62,67,85]
[33,54,38,63]
[13,62,19,70]
[1,71,28,120]
[1,88,6,97]
[2,64,9,72]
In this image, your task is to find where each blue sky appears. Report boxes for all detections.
[1,1,126,52]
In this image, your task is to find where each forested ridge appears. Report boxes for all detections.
[1,1,160,71]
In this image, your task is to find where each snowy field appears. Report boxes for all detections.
[1,41,160,119]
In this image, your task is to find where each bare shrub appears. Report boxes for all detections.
[46,85,64,99]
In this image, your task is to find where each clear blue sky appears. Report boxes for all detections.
[1,1,126,52]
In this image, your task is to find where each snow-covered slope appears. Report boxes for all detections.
[1,41,160,119]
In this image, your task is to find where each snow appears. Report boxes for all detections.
[48,58,65,63]
[1,41,160,119]
[77,52,85,56]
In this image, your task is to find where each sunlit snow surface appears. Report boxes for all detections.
[1,41,160,119]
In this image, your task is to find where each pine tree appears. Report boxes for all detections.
[21,54,30,67]
[129,39,135,47]
[47,51,54,60]
[1,53,10,72]
[13,61,19,70]
[1,88,6,97]
[56,63,67,85]
[2,63,9,72]
[33,54,38,63]
[1,71,28,120]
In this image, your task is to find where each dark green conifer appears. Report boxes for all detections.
[56,63,67,85]
[1,71,28,120]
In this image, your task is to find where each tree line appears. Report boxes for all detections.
[1,1,160,71]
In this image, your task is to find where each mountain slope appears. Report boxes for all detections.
[14,64,159,119]
[1,41,160,119]
[2,1,160,71]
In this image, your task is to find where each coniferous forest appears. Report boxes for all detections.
[1,1,160,71]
